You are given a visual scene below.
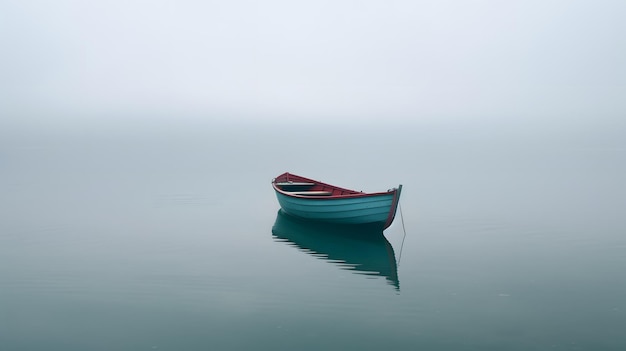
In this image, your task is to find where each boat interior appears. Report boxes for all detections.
[274,177,361,197]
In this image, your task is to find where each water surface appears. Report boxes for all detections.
[1,122,624,350]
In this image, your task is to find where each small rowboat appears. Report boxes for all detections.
[272,172,402,230]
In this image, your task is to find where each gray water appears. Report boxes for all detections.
[1,120,625,350]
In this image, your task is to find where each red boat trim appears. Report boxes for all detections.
[272,172,395,200]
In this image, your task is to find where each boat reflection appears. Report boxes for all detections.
[272,210,399,290]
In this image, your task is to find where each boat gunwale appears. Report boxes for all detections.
[272,172,398,200]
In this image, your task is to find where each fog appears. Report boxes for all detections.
[1,0,624,133]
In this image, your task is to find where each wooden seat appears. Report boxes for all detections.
[285,191,333,196]
[275,182,315,186]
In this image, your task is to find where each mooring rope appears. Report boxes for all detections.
[397,201,407,267]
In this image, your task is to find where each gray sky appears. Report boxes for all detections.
[1,0,624,129]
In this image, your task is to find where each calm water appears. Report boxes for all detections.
[1,122,625,350]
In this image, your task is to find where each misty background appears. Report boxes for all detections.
[1,0,624,133]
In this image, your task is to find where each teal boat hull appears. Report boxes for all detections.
[275,191,395,226]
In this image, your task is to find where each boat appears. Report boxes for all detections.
[272,172,402,230]
[272,210,399,289]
